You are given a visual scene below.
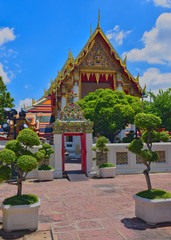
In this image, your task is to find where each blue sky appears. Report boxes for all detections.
[0,0,171,109]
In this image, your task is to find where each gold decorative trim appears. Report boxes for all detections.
[79,71,81,100]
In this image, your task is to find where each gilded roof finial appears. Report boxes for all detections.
[136,73,140,82]
[90,24,92,37]
[44,88,48,97]
[32,98,36,105]
[68,48,71,59]
[97,9,100,28]
[123,55,127,67]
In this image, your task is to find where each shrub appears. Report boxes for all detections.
[128,139,143,154]
[0,166,11,183]
[128,113,169,191]
[0,149,16,164]
[135,113,161,130]
[37,143,54,168]
[38,164,54,170]
[136,189,171,200]
[17,155,37,173]
[0,129,42,198]
[17,128,41,148]
[99,163,115,168]
[3,194,38,206]
[91,136,110,166]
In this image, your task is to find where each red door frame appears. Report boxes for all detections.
[62,133,86,173]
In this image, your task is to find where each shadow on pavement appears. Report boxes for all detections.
[121,217,171,230]
[0,228,36,239]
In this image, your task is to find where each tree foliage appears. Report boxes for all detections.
[77,89,141,142]
[91,136,109,166]
[0,76,14,125]
[0,129,41,196]
[37,143,54,168]
[17,128,41,148]
[144,88,171,131]
[128,113,169,191]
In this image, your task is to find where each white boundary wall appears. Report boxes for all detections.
[92,142,171,174]
[0,142,170,177]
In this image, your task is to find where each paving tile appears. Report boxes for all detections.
[76,220,102,230]
[54,232,79,240]
[24,230,52,240]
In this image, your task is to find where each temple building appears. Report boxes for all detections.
[27,15,142,144]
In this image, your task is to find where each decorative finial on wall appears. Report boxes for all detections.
[44,88,48,97]
[90,24,92,37]
[97,9,100,28]
[136,73,140,82]
[123,55,127,67]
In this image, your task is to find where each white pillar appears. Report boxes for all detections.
[53,134,63,178]
[116,86,123,91]
[73,83,79,102]
[61,96,66,111]
[116,73,123,91]
[86,133,93,175]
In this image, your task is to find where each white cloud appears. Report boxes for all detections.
[106,25,132,46]
[139,67,171,90]
[16,98,32,112]
[0,63,10,83]
[0,27,16,46]
[148,0,171,8]
[24,85,32,89]
[124,12,171,65]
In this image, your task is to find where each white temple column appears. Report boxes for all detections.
[61,95,66,110]
[86,133,93,176]
[73,71,80,101]
[61,85,67,111]
[116,73,123,91]
[53,134,63,178]
[73,83,79,102]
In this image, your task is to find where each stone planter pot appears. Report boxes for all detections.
[37,170,54,181]
[133,194,171,225]
[0,198,40,232]
[100,167,116,178]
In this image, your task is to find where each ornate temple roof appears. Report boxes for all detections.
[43,17,142,98]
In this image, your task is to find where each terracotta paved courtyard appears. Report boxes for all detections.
[0,172,171,240]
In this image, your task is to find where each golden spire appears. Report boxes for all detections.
[136,73,140,82]
[123,55,127,67]
[97,9,100,28]
[68,49,74,63]
[90,24,92,37]
[32,98,36,105]
[51,78,55,89]
[58,70,62,81]
[44,88,48,97]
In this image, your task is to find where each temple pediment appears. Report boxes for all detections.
[78,38,117,70]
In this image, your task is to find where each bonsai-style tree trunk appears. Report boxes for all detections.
[0,129,41,197]
[91,136,110,166]
[128,113,169,191]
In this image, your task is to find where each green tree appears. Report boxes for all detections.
[128,113,169,191]
[0,129,41,196]
[77,89,141,142]
[91,136,110,166]
[0,76,14,125]
[144,88,171,131]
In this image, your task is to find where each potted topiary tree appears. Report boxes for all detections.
[36,143,55,181]
[128,113,171,225]
[0,128,41,232]
[92,136,116,178]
